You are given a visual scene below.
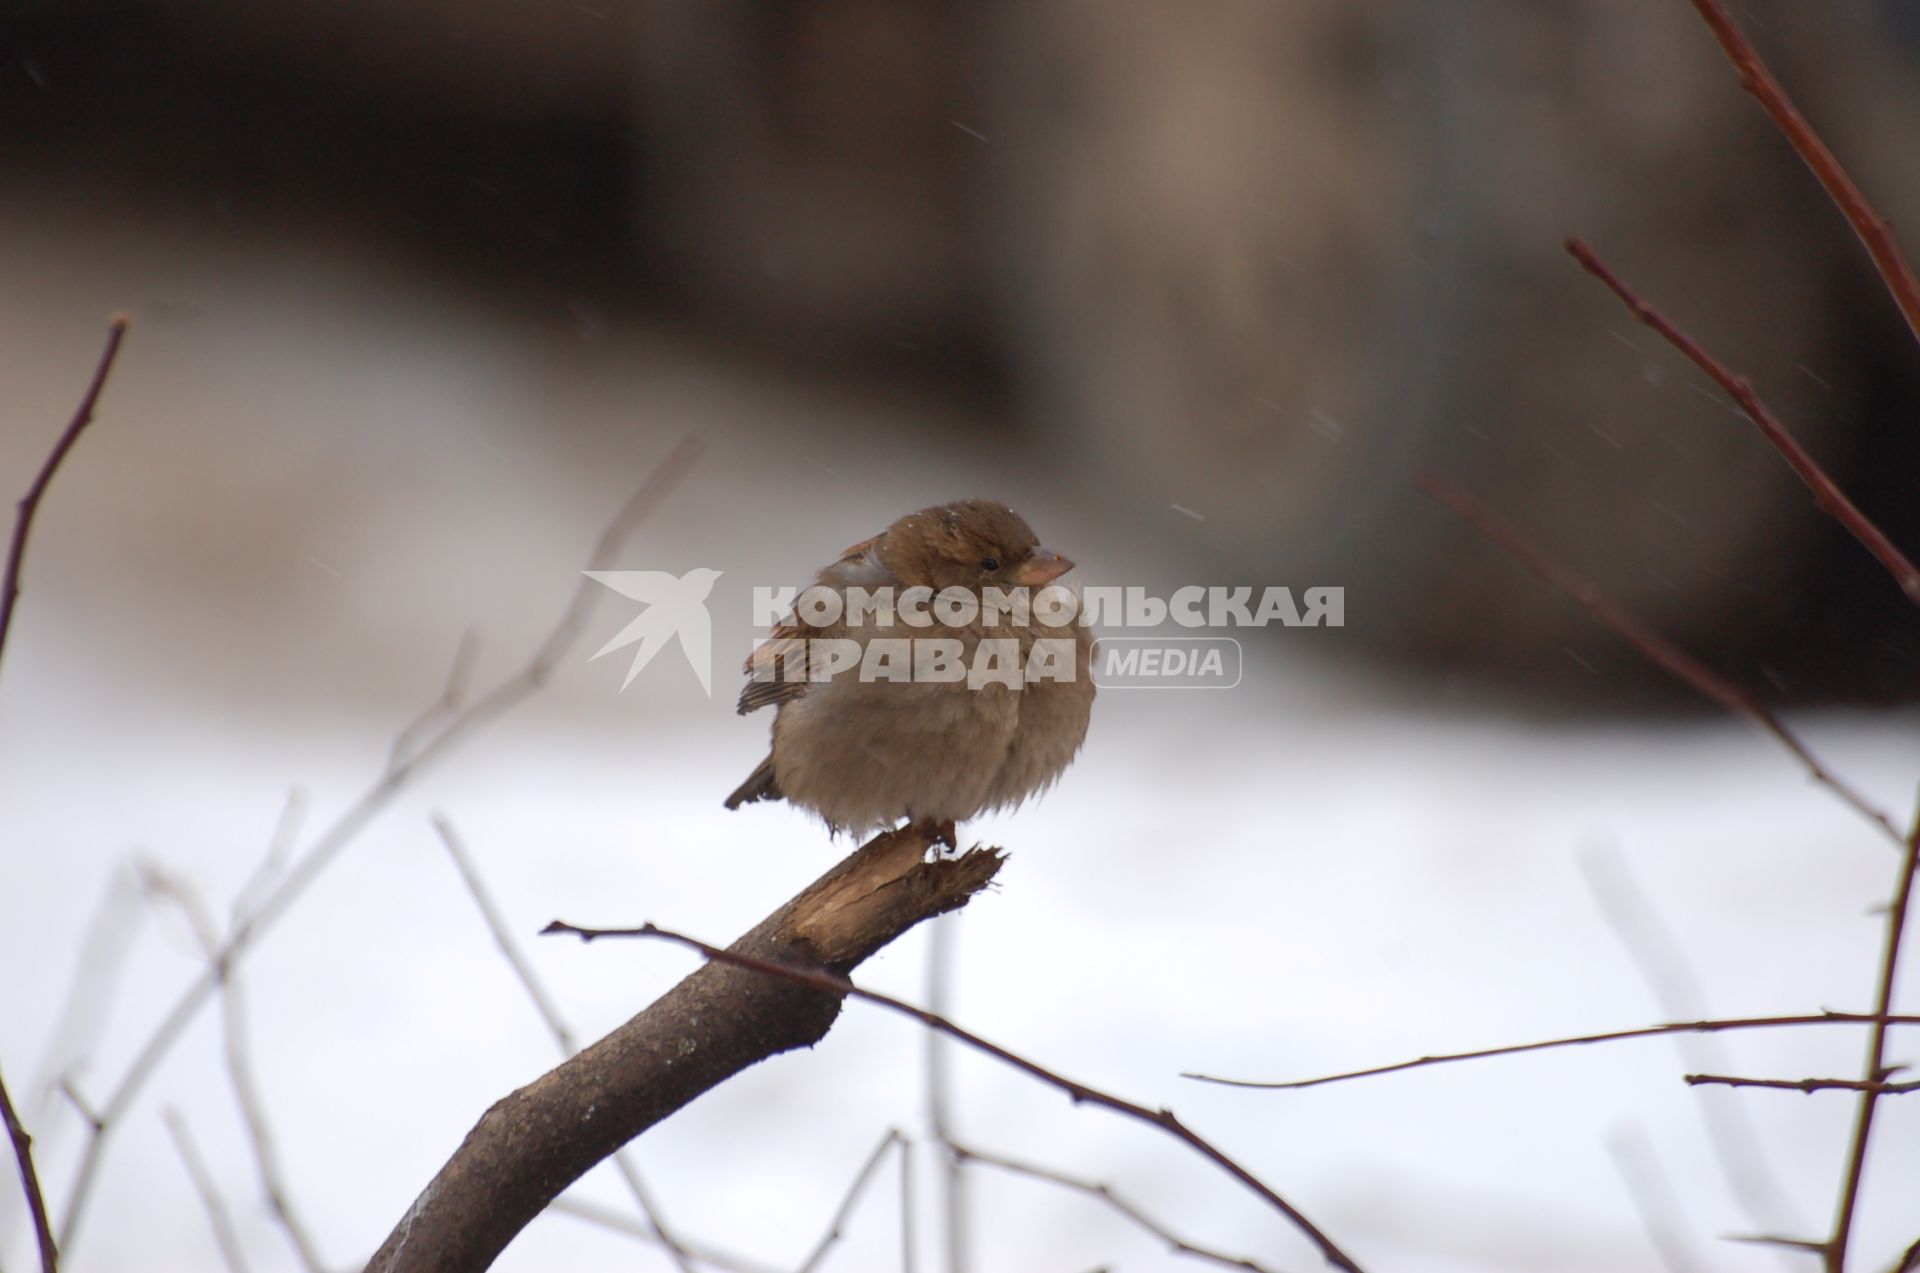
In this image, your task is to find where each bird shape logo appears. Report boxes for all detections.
[585,568,723,695]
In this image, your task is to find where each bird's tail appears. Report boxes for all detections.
[724,756,783,810]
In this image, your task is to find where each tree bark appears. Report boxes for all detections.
[364,824,1003,1273]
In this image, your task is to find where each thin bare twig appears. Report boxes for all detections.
[1826,804,1920,1272]
[136,861,220,956]
[431,815,581,1056]
[898,1124,918,1273]
[137,855,328,1271]
[229,788,309,929]
[1415,474,1901,844]
[1565,238,1920,609]
[222,972,326,1273]
[1182,1013,1920,1090]
[1727,1234,1829,1256]
[1,1064,58,1273]
[1605,1123,1705,1273]
[1580,845,1802,1239]
[544,1197,781,1273]
[0,317,129,685]
[163,1110,251,1273]
[54,435,703,1254]
[795,1129,908,1273]
[28,864,144,1125]
[53,1083,99,1134]
[1685,1074,1918,1095]
[952,1142,1280,1273]
[925,916,969,1273]
[1679,0,1920,347]
[386,632,478,777]
[545,921,1365,1273]
[430,814,701,1273]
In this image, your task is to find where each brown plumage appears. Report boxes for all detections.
[725,499,1095,836]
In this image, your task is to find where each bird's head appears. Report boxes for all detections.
[880,499,1075,594]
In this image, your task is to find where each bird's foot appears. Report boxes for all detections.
[914,818,960,854]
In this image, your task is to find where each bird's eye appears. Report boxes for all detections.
[980,557,1000,572]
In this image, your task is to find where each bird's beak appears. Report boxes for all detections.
[1009,548,1074,587]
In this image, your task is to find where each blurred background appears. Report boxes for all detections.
[3,0,1919,1270]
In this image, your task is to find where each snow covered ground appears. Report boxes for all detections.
[3,209,1917,1273]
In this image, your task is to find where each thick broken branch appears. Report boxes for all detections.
[363,824,1003,1273]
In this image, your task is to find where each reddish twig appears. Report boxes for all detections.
[546,921,1366,1273]
[1415,475,1900,843]
[1567,19,1920,1251]
[1680,0,1920,347]
[1686,1074,1918,1096]
[1,1063,59,1273]
[1565,238,1920,609]
[54,437,702,1254]
[0,317,129,684]
[1826,806,1920,1271]
[1725,1233,1829,1257]
[952,1141,1279,1273]
[1182,1012,1920,1090]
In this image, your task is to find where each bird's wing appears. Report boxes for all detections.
[738,620,813,714]
[837,533,882,560]
[737,536,888,715]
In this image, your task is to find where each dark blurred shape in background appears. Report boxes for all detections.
[6,0,1918,701]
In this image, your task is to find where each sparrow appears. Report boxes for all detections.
[725,498,1095,839]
